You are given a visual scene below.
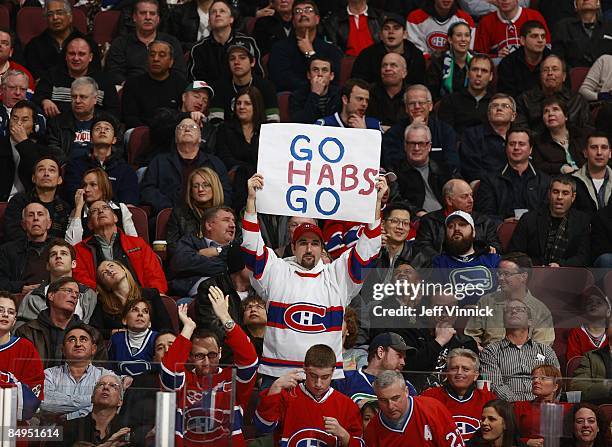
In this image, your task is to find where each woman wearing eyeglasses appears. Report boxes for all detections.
[166,167,225,255]
[65,167,137,244]
[214,86,266,210]
[513,364,573,446]
[90,260,171,339]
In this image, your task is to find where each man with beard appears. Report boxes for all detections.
[432,211,500,305]
[316,78,382,130]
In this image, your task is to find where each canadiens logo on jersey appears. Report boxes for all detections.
[453,415,480,438]
[426,32,448,52]
[285,428,338,447]
[184,407,230,442]
[271,302,343,334]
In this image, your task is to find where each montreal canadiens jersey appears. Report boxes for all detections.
[160,327,258,447]
[323,220,363,259]
[566,326,608,360]
[255,383,364,447]
[406,9,475,55]
[333,367,418,406]
[0,336,44,420]
[421,385,497,441]
[513,401,573,442]
[241,212,381,379]
[364,396,465,447]
[109,329,157,376]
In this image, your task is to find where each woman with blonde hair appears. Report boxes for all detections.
[166,167,225,254]
[66,168,137,244]
[89,259,171,339]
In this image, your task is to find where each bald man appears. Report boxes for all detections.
[413,179,500,266]
[367,52,408,130]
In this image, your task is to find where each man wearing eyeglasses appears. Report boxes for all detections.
[25,0,91,80]
[479,298,559,401]
[268,0,343,92]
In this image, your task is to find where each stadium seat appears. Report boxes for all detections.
[246,16,257,35]
[160,295,179,333]
[127,205,150,244]
[126,126,151,166]
[0,201,7,242]
[155,208,173,242]
[16,6,88,46]
[570,67,589,94]
[496,220,518,253]
[552,327,570,375]
[0,5,10,30]
[278,91,291,122]
[92,10,121,46]
[602,270,612,298]
[566,355,585,378]
[261,53,269,77]
[599,404,612,422]
[340,56,356,87]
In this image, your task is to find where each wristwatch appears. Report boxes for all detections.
[216,246,223,255]
[223,319,236,332]
[304,50,316,58]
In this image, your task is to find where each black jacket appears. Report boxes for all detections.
[33,65,120,117]
[437,89,491,137]
[169,0,203,51]
[533,127,588,175]
[166,204,203,256]
[590,202,612,260]
[321,6,384,53]
[252,12,293,56]
[572,166,612,217]
[0,238,51,292]
[515,86,591,134]
[459,122,507,182]
[289,84,342,124]
[383,116,460,175]
[3,190,71,242]
[425,53,468,102]
[497,46,551,98]
[140,150,232,215]
[508,207,591,266]
[45,110,101,163]
[552,17,612,69]
[367,83,407,128]
[63,153,138,206]
[24,29,86,79]
[413,209,501,266]
[395,159,450,213]
[351,39,426,85]
[0,136,61,201]
[474,163,551,225]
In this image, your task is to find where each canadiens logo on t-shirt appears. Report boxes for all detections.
[286,428,337,447]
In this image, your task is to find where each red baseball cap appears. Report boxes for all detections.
[292,223,324,244]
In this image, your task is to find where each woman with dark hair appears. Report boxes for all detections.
[513,364,573,446]
[561,403,610,447]
[426,21,472,101]
[166,167,225,254]
[469,400,527,446]
[214,86,266,209]
[342,306,366,370]
[65,167,137,244]
[89,259,172,339]
[533,97,588,175]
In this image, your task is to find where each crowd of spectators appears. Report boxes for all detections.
[0,0,610,446]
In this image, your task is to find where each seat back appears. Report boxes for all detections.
[496,220,518,253]
[127,205,150,244]
[566,355,585,378]
[126,126,151,167]
[155,208,173,241]
[340,56,356,87]
[570,67,590,94]
[92,10,121,45]
[0,5,10,30]
[17,7,88,46]
[0,201,7,242]
[278,91,291,123]
[160,295,179,333]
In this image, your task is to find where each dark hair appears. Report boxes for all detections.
[500,252,533,281]
[11,100,36,120]
[470,400,521,447]
[308,55,333,71]
[82,168,113,202]
[542,95,569,119]
[304,344,336,368]
[293,0,319,15]
[587,130,610,144]
[134,0,159,12]
[343,307,359,350]
[0,291,17,309]
[360,399,379,415]
[121,298,152,320]
[471,54,494,72]
[564,403,610,447]
[32,155,61,175]
[148,39,174,59]
[542,54,566,75]
[211,0,237,20]
[549,174,577,193]
[382,202,411,220]
[45,238,76,263]
[234,86,266,130]
[202,206,236,225]
[0,28,15,48]
[155,329,177,342]
[64,322,97,344]
[506,126,533,146]
[520,20,547,37]
[342,78,370,101]
[48,276,79,295]
[191,328,221,346]
[447,21,470,38]
[91,113,119,137]
[241,294,266,314]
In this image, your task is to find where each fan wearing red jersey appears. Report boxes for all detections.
[421,348,496,441]
[161,287,258,447]
[365,370,465,447]
[0,291,44,421]
[255,344,364,447]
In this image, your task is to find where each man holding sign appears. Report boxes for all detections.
[241,172,387,383]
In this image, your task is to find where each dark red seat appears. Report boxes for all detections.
[127,205,150,244]
[16,7,87,46]
[126,126,151,167]
[92,10,121,46]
